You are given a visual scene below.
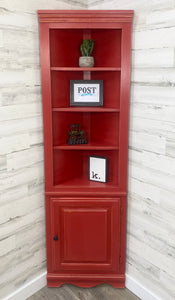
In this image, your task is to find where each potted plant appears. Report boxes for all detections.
[79,39,94,67]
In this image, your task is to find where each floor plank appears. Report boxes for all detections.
[27,284,140,300]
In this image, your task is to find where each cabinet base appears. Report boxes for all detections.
[47,273,125,288]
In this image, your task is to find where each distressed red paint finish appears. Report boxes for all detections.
[38,10,133,288]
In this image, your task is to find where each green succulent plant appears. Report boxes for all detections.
[80,39,94,57]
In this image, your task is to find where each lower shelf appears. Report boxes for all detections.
[47,273,125,288]
[54,176,118,189]
[53,149,119,187]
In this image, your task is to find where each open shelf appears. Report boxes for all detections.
[51,71,120,108]
[53,144,119,150]
[52,112,119,147]
[53,176,119,189]
[52,108,120,112]
[53,149,119,187]
[51,67,121,71]
[50,29,121,68]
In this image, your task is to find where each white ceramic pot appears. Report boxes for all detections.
[79,56,94,67]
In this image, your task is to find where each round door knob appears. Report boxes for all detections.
[53,235,58,241]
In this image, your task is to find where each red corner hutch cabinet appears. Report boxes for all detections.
[38,10,133,288]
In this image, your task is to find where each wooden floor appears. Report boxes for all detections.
[27,284,141,300]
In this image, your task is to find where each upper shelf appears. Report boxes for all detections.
[51,67,121,72]
[50,29,122,68]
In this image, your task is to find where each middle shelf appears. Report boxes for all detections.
[52,111,119,147]
[51,70,120,108]
[53,144,119,150]
[52,108,120,112]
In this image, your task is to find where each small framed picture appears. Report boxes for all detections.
[70,80,103,106]
[89,156,107,183]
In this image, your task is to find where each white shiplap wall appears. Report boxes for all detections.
[0,1,175,300]
[88,1,175,300]
[0,1,86,300]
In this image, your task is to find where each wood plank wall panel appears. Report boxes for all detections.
[88,1,175,299]
[0,1,86,299]
[0,1,175,300]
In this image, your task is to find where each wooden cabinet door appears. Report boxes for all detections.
[51,198,120,273]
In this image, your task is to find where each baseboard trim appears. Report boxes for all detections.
[126,273,161,300]
[2,271,47,300]
[2,271,161,300]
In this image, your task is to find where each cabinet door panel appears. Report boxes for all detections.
[51,198,120,273]
[62,207,109,262]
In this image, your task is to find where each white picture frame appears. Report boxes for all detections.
[89,156,107,183]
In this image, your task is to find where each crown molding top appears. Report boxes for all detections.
[37,10,134,23]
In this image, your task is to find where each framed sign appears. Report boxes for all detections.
[70,80,103,106]
[89,156,107,183]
